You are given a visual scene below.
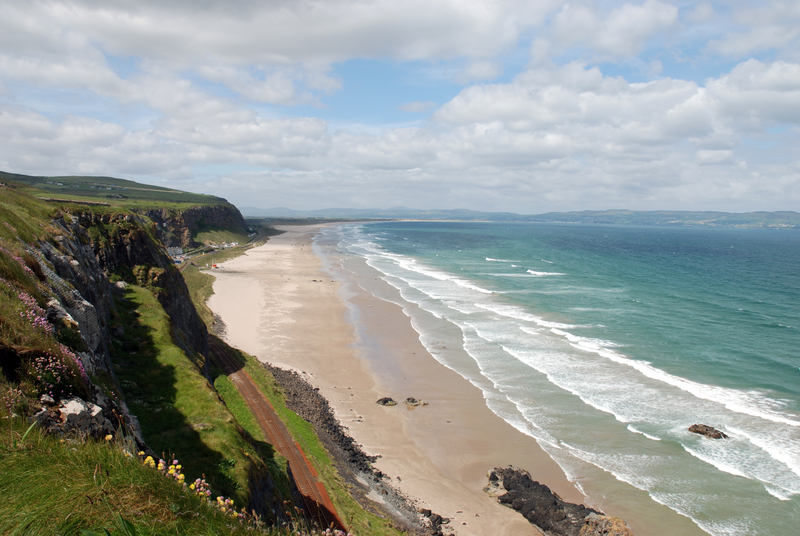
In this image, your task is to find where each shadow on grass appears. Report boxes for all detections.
[110,291,237,496]
[110,291,291,522]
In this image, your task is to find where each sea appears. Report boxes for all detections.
[314,221,800,536]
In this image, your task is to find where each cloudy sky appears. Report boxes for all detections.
[1,1,799,213]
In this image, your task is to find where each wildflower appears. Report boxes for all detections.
[105,434,113,441]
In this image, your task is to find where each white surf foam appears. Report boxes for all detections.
[478,303,579,329]
[627,425,661,441]
[544,328,800,429]
[453,279,493,294]
[527,270,566,276]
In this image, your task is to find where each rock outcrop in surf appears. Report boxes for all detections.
[485,466,635,536]
[689,424,729,439]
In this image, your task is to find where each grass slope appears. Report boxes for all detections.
[0,418,268,536]
[1,170,228,210]
[110,284,286,510]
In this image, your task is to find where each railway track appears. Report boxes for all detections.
[209,337,346,531]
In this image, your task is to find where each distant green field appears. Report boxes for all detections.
[1,170,228,209]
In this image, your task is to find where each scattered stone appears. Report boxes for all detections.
[32,396,116,440]
[403,397,429,407]
[689,424,729,439]
[377,397,397,406]
[40,394,56,406]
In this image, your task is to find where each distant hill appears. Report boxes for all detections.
[1,171,249,247]
[239,206,800,229]
[0,170,228,208]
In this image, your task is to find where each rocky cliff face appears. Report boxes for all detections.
[16,207,213,447]
[142,204,248,248]
[72,211,209,359]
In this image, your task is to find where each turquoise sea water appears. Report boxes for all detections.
[320,222,800,535]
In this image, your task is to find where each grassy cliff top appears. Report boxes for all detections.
[1,170,230,210]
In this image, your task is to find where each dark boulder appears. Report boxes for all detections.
[689,424,729,439]
[486,467,636,536]
[376,397,397,406]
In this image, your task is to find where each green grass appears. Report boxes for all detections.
[193,228,250,246]
[0,417,277,536]
[180,266,217,328]
[109,285,285,512]
[2,171,227,210]
[0,183,58,245]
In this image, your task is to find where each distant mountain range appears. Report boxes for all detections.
[239,206,800,229]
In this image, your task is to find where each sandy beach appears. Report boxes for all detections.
[205,225,680,536]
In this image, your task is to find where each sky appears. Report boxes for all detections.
[1,1,799,214]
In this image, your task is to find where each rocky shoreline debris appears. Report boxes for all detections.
[263,363,449,535]
[403,397,428,407]
[688,424,729,439]
[376,396,429,408]
[485,467,634,536]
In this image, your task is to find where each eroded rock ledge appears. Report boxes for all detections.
[485,467,634,536]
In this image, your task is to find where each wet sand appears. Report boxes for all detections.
[206,225,595,535]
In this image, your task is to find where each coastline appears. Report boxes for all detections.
[205,224,701,536]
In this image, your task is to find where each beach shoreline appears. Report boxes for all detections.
[204,224,683,536]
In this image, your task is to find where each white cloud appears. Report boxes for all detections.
[454,60,504,84]
[551,0,679,59]
[706,1,800,58]
[1,1,799,213]
[685,2,715,24]
[398,101,438,113]
[5,0,558,66]
[695,149,734,165]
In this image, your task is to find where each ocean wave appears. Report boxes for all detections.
[478,303,579,329]
[486,257,518,262]
[681,444,749,478]
[545,327,800,429]
[485,273,540,277]
[764,484,794,501]
[627,425,661,441]
[453,279,494,294]
[527,270,566,276]
[725,425,800,480]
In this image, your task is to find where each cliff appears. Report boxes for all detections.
[71,210,210,358]
[142,204,249,248]
[0,185,212,445]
